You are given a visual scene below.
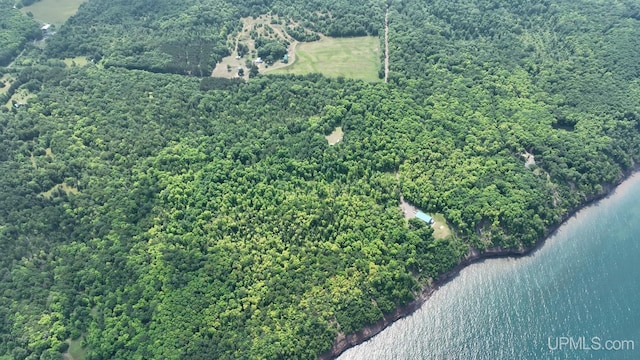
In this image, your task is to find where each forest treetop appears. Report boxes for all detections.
[1,0,640,359]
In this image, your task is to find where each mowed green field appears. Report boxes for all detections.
[21,0,86,26]
[269,36,381,82]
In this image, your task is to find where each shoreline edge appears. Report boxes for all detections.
[318,169,640,360]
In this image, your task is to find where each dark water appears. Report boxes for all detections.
[340,175,640,360]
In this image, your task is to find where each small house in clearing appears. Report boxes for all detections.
[415,211,434,225]
[41,24,52,32]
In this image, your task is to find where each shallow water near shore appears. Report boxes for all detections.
[339,174,640,360]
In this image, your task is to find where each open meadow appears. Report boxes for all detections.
[268,36,381,82]
[63,56,89,67]
[20,0,86,26]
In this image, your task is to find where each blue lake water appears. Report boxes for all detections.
[339,175,640,360]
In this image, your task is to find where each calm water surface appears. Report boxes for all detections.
[339,175,640,360]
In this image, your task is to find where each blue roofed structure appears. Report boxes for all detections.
[415,211,433,225]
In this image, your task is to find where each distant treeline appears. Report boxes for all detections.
[15,0,42,8]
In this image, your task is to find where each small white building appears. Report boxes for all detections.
[254,57,263,64]
[41,24,52,32]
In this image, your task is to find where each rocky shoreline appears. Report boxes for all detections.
[318,171,636,360]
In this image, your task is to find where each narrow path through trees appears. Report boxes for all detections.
[384,6,389,83]
[7,49,25,68]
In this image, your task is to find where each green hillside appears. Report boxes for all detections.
[1,0,640,359]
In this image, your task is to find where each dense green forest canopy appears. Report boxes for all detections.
[0,0,40,66]
[1,0,640,359]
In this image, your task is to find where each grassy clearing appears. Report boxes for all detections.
[39,182,79,199]
[211,56,247,80]
[268,36,381,82]
[63,336,87,360]
[5,88,34,107]
[399,198,452,239]
[63,56,89,67]
[431,213,452,239]
[0,75,13,95]
[325,126,343,145]
[21,0,86,26]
